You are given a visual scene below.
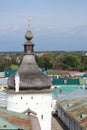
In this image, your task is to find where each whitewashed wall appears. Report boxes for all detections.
[7,92,52,130]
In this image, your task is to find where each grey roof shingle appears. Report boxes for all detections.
[8,55,52,90]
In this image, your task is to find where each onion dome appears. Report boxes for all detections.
[7,19,52,92]
[25,30,33,41]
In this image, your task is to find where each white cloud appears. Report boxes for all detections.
[0,24,24,35]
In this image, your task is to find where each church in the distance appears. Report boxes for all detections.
[6,19,52,130]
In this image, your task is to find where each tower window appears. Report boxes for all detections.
[21,97,22,99]
[41,115,43,119]
[31,97,33,99]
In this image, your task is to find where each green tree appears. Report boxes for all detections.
[0,56,11,71]
[35,53,53,70]
[62,54,81,70]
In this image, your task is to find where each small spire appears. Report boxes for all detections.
[24,17,34,54]
[25,16,33,41]
[28,17,32,30]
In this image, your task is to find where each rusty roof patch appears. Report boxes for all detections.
[0,108,32,130]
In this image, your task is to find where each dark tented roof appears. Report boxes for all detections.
[8,55,52,90]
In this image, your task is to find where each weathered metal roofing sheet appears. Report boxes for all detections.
[0,108,32,130]
[0,72,5,78]
[58,89,87,101]
[0,91,7,108]
[58,97,87,129]
[0,78,8,86]
[29,115,41,130]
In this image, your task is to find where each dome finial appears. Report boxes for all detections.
[25,17,33,41]
[28,16,32,30]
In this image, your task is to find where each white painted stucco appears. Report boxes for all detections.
[7,92,52,130]
[15,71,20,92]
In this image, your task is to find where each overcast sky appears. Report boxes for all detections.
[0,0,87,51]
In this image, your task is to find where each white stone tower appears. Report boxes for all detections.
[7,19,52,130]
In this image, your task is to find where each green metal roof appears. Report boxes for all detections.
[0,118,17,129]
[5,70,17,77]
[53,85,83,94]
[52,78,80,85]
[0,108,31,130]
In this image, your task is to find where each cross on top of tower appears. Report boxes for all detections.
[28,17,32,30]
